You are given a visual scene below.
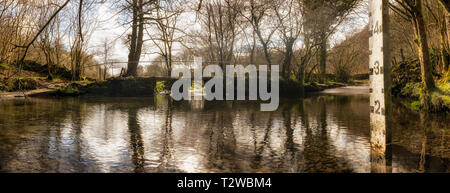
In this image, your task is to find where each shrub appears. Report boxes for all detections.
[57,86,81,96]
[0,82,7,91]
[400,83,421,98]
[392,59,421,96]
[155,81,168,93]
[334,65,352,83]
[410,101,421,111]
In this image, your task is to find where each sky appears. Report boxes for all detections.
[89,3,130,64]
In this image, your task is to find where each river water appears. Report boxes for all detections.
[0,87,448,173]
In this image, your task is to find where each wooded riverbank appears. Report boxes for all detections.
[0,76,364,99]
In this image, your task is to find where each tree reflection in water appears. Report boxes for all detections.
[128,108,145,173]
[0,95,448,173]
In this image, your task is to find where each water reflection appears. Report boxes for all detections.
[0,94,448,173]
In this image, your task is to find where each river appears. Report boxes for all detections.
[0,86,448,173]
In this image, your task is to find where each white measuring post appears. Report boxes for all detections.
[369,0,392,172]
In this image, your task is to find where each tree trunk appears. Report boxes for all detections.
[439,0,450,53]
[297,62,305,97]
[135,0,144,70]
[126,0,144,77]
[319,39,327,83]
[250,31,256,65]
[127,0,138,77]
[103,66,107,80]
[282,38,295,78]
[440,28,449,71]
[164,56,170,77]
[254,26,272,66]
[413,4,435,91]
[72,40,82,81]
[446,12,450,55]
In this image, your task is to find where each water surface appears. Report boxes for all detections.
[0,89,448,173]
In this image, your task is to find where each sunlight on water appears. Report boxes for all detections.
[0,94,448,173]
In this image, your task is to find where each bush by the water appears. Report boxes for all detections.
[392,59,422,96]
[334,66,352,83]
[155,81,169,94]
[391,57,449,112]
[398,78,450,112]
[57,86,82,96]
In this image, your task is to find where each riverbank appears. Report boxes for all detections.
[0,77,70,98]
[395,79,450,113]
[391,59,450,113]
[0,77,366,99]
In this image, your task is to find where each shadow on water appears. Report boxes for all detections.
[0,93,448,173]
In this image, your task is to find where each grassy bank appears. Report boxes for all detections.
[398,79,449,112]
[392,59,449,113]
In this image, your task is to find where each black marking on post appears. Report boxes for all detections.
[370,106,375,113]
[369,68,374,75]
[370,88,373,93]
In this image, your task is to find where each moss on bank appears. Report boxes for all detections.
[399,79,450,113]
[55,77,158,97]
[0,77,38,92]
[392,58,449,113]
[56,86,82,96]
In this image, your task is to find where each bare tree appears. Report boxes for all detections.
[273,0,303,78]
[198,0,243,69]
[125,0,144,77]
[98,38,114,80]
[123,0,159,77]
[390,0,436,91]
[424,0,448,71]
[303,0,362,83]
[437,0,449,53]
[239,0,277,66]
[69,0,99,80]
[145,0,184,76]
[37,1,66,80]
[15,0,70,72]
